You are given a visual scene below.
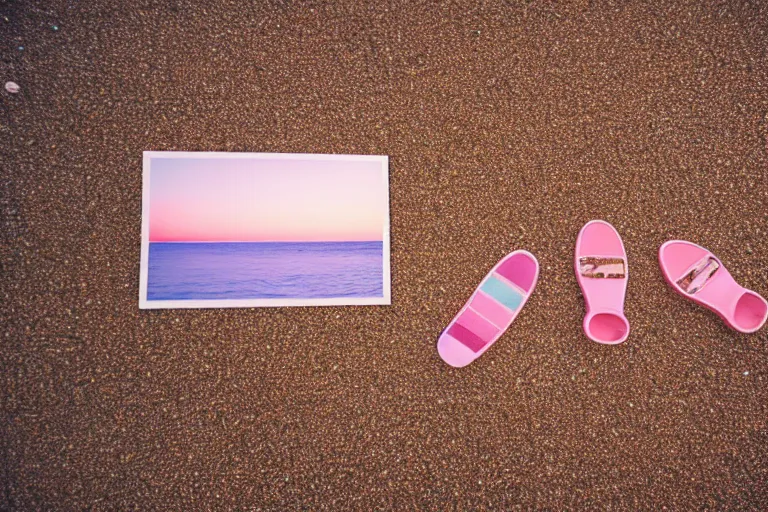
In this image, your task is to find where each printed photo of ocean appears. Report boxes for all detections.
[146,241,384,300]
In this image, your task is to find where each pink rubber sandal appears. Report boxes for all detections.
[659,240,768,333]
[575,220,630,344]
[437,250,539,367]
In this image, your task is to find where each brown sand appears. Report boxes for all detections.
[2,0,768,509]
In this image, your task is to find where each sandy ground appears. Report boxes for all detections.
[2,0,768,509]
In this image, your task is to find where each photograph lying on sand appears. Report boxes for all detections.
[139,152,390,309]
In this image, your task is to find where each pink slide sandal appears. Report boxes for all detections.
[659,241,768,333]
[575,220,630,344]
[437,250,539,367]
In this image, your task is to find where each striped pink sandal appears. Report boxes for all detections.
[437,250,539,367]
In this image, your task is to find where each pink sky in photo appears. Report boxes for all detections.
[149,156,387,242]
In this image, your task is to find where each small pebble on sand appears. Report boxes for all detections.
[5,81,20,93]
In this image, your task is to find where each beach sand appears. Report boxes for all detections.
[2,1,768,509]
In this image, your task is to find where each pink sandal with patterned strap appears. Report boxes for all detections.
[659,240,767,333]
[575,220,630,344]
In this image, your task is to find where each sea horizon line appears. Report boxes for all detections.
[148,240,384,244]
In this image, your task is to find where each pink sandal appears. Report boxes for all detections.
[659,240,768,333]
[437,250,539,367]
[575,220,630,344]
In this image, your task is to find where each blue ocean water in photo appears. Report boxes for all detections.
[147,241,384,300]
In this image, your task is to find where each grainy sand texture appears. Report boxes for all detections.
[2,0,768,509]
